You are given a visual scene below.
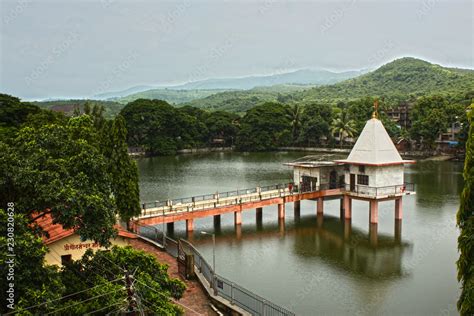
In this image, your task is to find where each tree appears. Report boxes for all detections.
[204,110,240,146]
[298,103,333,146]
[288,104,303,143]
[456,104,474,315]
[236,102,292,151]
[0,113,140,246]
[331,110,357,148]
[410,95,451,149]
[0,93,41,140]
[0,209,64,315]
[0,216,186,315]
[102,115,141,223]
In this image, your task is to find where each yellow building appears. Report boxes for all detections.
[36,214,137,266]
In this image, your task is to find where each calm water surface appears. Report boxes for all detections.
[137,152,463,316]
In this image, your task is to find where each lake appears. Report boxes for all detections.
[137,152,463,316]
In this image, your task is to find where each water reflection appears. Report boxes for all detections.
[188,213,411,280]
[406,160,463,207]
[292,215,410,279]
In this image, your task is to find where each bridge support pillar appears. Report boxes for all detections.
[278,203,285,219]
[236,224,242,240]
[256,207,263,222]
[317,213,323,229]
[395,198,403,220]
[213,215,221,226]
[343,195,352,219]
[343,219,352,241]
[166,222,174,234]
[340,198,344,219]
[186,219,194,232]
[369,223,378,247]
[317,197,324,215]
[278,218,285,236]
[234,211,242,226]
[395,219,402,242]
[294,201,300,214]
[369,200,378,224]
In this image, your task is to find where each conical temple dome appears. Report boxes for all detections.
[336,118,413,166]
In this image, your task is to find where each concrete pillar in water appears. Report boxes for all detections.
[317,197,324,215]
[186,219,194,232]
[369,200,379,224]
[278,218,285,236]
[369,223,378,247]
[256,207,263,230]
[213,215,221,226]
[278,203,285,219]
[317,213,324,229]
[213,215,221,233]
[343,195,352,220]
[234,211,242,226]
[235,224,242,240]
[395,219,402,242]
[167,222,174,234]
[294,201,301,218]
[339,198,344,219]
[344,219,352,241]
[395,198,403,220]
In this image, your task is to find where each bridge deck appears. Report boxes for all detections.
[136,186,343,225]
[134,182,415,227]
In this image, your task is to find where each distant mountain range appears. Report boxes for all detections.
[167,69,364,90]
[36,57,474,115]
[181,57,474,113]
[92,68,364,102]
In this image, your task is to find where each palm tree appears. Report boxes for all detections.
[288,103,302,143]
[331,111,356,148]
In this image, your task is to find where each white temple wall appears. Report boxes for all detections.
[293,166,320,185]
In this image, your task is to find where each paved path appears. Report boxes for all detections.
[129,239,216,316]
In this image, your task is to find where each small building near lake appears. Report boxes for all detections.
[35,214,137,266]
[285,102,416,225]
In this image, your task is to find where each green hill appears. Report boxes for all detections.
[116,88,229,105]
[299,57,474,103]
[182,57,474,113]
[181,85,311,114]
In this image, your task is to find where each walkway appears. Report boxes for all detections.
[129,238,216,315]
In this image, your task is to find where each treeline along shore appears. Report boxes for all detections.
[1,91,472,158]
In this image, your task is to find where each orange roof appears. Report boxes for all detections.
[33,213,137,245]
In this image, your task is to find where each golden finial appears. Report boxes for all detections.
[372,99,379,119]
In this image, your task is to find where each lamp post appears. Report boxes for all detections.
[201,231,216,294]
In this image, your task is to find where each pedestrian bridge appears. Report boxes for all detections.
[133,183,344,231]
[132,181,415,233]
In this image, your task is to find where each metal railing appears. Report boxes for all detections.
[135,228,294,316]
[179,238,295,316]
[139,181,414,218]
[345,182,415,197]
[141,183,294,210]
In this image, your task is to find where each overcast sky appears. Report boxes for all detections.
[0,0,472,100]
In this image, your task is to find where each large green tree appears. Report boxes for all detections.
[457,104,474,315]
[298,103,333,146]
[236,102,292,151]
[409,95,467,149]
[0,210,186,315]
[120,99,209,155]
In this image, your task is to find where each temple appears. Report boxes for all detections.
[286,102,416,225]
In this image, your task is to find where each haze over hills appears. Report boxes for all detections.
[168,69,364,90]
[182,57,474,113]
[34,57,474,115]
[93,68,364,102]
